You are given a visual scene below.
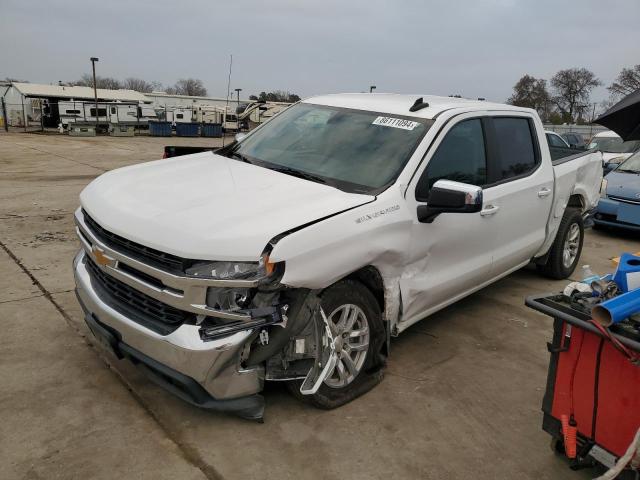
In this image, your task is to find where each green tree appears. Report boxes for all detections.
[252,90,300,102]
[507,75,551,121]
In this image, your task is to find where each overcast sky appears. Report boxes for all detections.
[1,0,638,103]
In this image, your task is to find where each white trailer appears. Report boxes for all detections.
[58,101,157,129]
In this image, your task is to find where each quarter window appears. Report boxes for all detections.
[493,118,538,180]
[415,119,487,201]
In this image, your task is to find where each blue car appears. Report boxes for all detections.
[594,150,640,232]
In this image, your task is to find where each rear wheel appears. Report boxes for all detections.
[538,208,584,279]
[287,279,386,409]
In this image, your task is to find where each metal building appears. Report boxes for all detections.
[1,82,151,128]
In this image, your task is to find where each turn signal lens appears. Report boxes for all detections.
[600,178,608,198]
[262,253,276,276]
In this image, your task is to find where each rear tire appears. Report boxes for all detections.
[538,208,584,280]
[287,279,386,409]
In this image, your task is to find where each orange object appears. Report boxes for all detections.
[612,252,640,265]
[561,414,578,459]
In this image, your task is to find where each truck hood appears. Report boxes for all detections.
[80,152,374,260]
[605,170,640,201]
[602,152,633,163]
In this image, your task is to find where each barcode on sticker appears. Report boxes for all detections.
[372,116,419,130]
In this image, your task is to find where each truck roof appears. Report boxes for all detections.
[304,93,534,119]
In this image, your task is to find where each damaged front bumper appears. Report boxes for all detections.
[74,250,266,420]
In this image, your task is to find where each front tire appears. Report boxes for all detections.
[287,279,386,409]
[538,208,584,279]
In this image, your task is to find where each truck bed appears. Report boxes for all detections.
[535,148,603,258]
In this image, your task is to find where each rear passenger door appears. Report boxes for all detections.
[484,115,554,276]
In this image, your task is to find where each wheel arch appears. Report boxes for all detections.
[343,265,385,314]
[567,193,585,211]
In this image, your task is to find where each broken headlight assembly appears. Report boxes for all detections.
[194,253,287,341]
[185,253,277,281]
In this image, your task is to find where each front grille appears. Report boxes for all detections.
[82,210,190,274]
[86,256,194,335]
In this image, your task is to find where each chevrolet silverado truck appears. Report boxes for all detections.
[74,94,602,420]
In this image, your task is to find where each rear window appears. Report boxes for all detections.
[493,117,538,181]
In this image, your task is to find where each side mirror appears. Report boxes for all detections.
[417,180,483,224]
[235,132,247,142]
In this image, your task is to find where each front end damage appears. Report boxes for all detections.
[73,206,343,421]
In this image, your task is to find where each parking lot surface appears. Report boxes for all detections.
[1,132,637,479]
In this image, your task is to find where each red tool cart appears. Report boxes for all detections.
[527,294,640,478]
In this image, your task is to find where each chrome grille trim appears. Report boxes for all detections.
[75,208,255,321]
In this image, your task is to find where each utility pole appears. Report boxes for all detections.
[369,85,376,93]
[234,88,242,130]
[90,57,99,129]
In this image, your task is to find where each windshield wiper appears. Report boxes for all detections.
[269,166,327,184]
[616,169,640,174]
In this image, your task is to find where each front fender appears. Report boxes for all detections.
[269,196,412,327]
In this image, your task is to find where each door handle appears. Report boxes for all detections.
[480,205,500,217]
[537,187,552,198]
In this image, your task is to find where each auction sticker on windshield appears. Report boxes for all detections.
[372,116,419,130]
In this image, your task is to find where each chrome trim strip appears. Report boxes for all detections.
[609,195,640,205]
[74,208,254,321]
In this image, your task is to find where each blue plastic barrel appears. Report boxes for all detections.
[176,122,200,137]
[149,121,172,137]
[201,123,223,138]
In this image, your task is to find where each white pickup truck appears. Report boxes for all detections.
[74,94,602,420]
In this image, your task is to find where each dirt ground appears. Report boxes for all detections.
[1,132,637,480]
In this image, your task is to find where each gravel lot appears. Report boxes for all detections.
[1,132,637,479]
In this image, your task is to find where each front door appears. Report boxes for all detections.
[399,115,496,328]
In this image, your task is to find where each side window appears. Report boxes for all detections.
[546,133,564,148]
[415,119,487,201]
[493,118,538,180]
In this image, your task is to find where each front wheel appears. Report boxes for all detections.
[538,208,584,279]
[287,279,386,409]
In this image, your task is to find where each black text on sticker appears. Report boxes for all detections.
[372,116,419,130]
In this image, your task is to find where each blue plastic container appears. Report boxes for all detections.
[613,253,640,293]
[201,123,223,138]
[148,121,172,137]
[176,122,200,137]
[592,288,640,326]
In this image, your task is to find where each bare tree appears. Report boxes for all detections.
[170,78,208,96]
[507,75,551,121]
[122,77,161,93]
[608,65,640,97]
[71,74,122,90]
[550,68,601,123]
[3,76,29,83]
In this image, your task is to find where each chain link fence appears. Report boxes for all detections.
[543,124,608,141]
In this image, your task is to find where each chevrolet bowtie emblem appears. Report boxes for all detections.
[92,245,115,267]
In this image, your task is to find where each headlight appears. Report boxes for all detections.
[185,253,276,281]
[206,287,251,311]
[600,178,608,198]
